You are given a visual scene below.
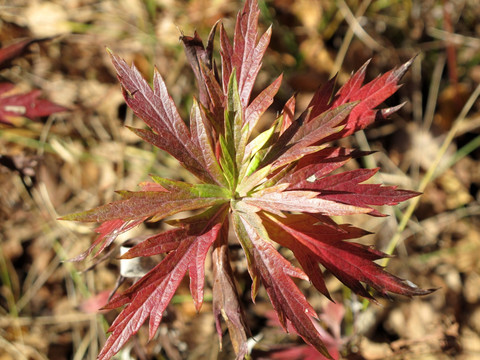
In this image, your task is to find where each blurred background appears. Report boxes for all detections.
[1,0,479,359]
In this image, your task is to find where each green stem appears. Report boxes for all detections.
[0,245,18,317]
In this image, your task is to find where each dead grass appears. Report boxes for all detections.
[1,0,480,359]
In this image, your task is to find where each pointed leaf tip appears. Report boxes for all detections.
[392,56,416,81]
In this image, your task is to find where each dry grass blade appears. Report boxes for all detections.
[381,81,480,265]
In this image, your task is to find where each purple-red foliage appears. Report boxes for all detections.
[0,38,67,125]
[62,1,433,359]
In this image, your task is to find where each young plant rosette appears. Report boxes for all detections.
[62,1,433,359]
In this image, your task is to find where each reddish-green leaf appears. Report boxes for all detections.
[189,98,228,186]
[231,0,271,108]
[63,2,433,359]
[212,226,250,359]
[62,181,229,223]
[260,102,357,172]
[244,189,372,216]
[70,218,146,262]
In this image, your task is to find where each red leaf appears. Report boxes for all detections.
[261,213,367,299]
[180,24,219,106]
[232,210,331,358]
[281,147,370,187]
[279,95,296,135]
[261,102,357,171]
[127,126,214,183]
[219,23,234,94]
[265,213,434,299]
[63,2,434,359]
[97,210,225,360]
[295,168,420,216]
[120,227,185,259]
[306,76,337,122]
[69,218,146,262]
[331,58,414,137]
[0,37,55,70]
[245,74,283,132]
[0,38,67,125]
[232,0,271,108]
[181,26,225,126]
[0,86,67,125]
[109,51,220,184]
[198,62,226,128]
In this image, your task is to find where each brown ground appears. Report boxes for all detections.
[1,0,480,359]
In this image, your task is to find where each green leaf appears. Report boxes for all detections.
[218,133,236,190]
[227,68,248,168]
[240,124,276,177]
[236,164,272,197]
[220,69,251,191]
[245,124,276,160]
[251,162,295,194]
[149,175,231,199]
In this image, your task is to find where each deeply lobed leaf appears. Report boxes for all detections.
[97,205,228,360]
[231,207,331,358]
[62,182,229,223]
[262,213,433,300]
[212,227,250,358]
[62,2,434,359]
[109,51,225,185]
